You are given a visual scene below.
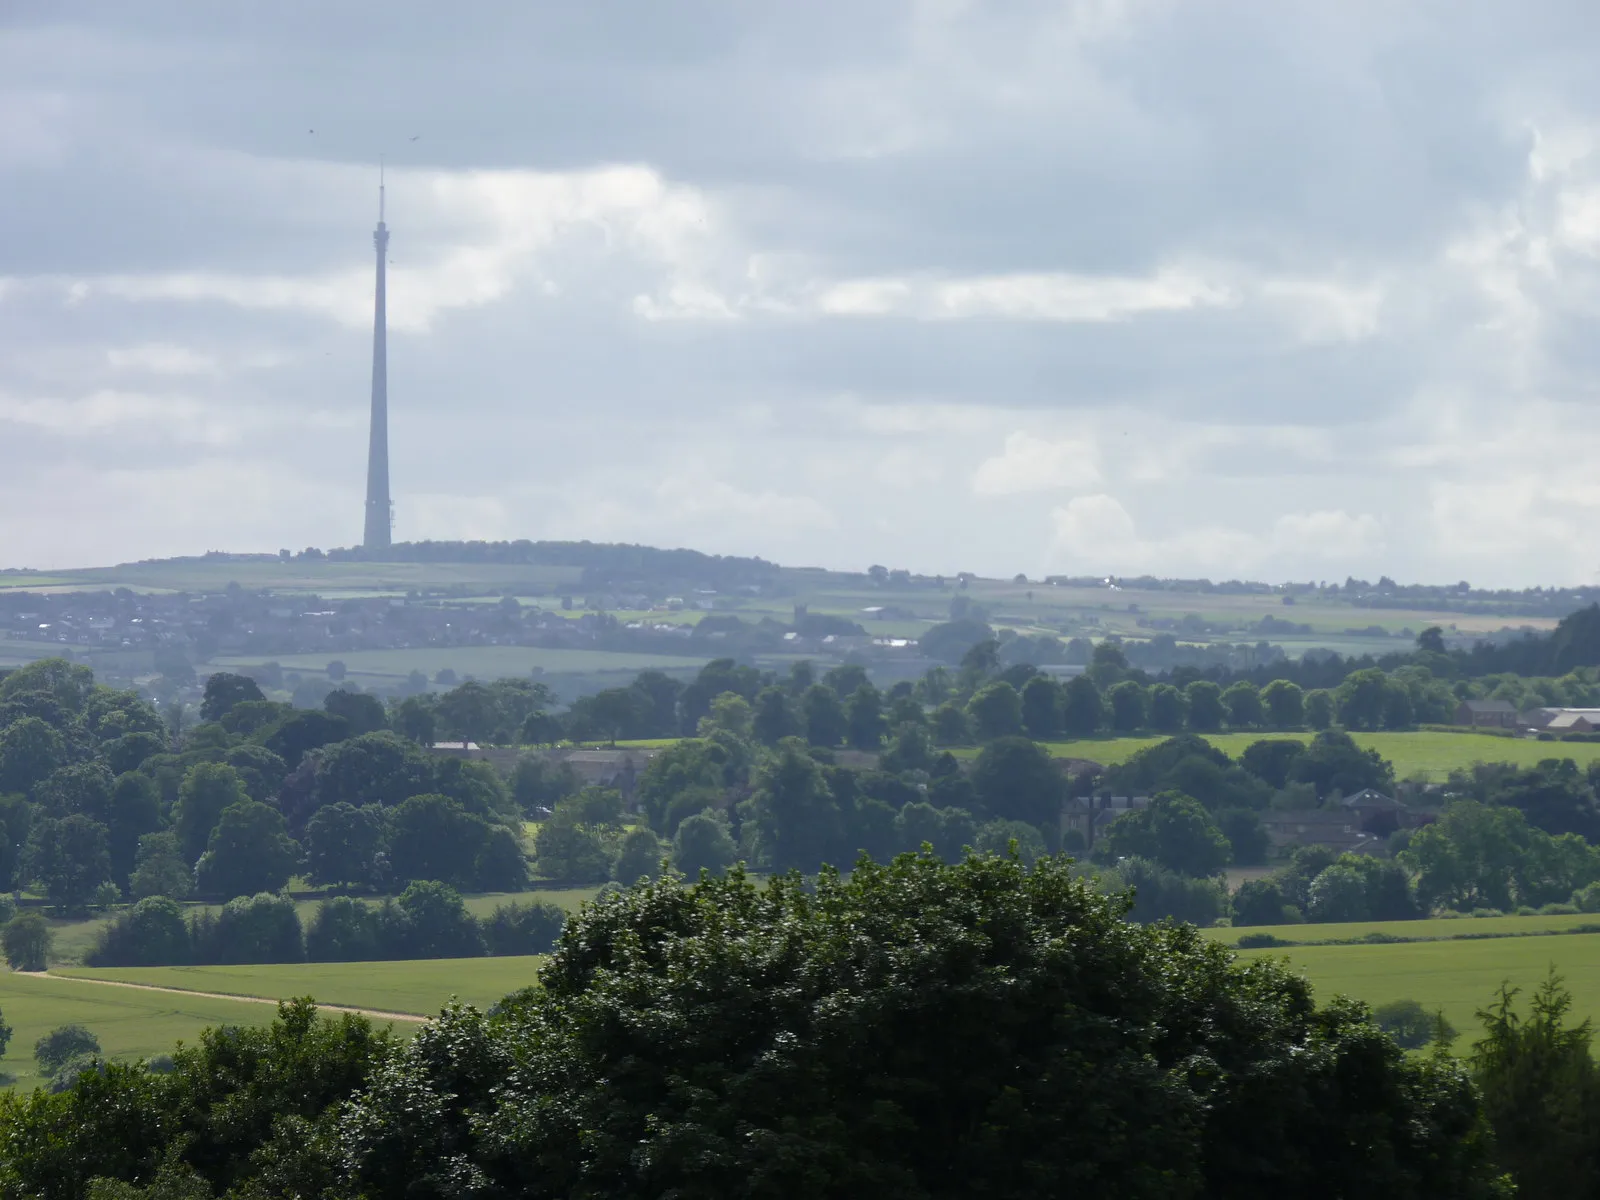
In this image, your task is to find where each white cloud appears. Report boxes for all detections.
[972,431,1100,496]
[815,266,1229,323]
[105,344,219,375]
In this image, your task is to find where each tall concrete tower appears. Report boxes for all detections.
[362,170,393,553]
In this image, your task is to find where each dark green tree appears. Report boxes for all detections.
[312,731,434,812]
[745,739,840,871]
[324,689,389,737]
[25,815,113,910]
[1148,684,1186,733]
[388,794,490,889]
[195,801,301,900]
[673,809,739,875]
[1471,973,1600,1198]
[1101,792,1231,877]
[172,762,249,864]
[199,672,264,724]
[965,681,1023,741]
[2,909,51,970]
[338,854,1507,1200]
[1222,681,1264,729]
[0,716,67,795]
[844,684,887,750]
[612,827,665,883]
[107,773,162,890]
[128,832,191,901]
[801,684,848,748]
[1184,681,1226,733]
[1107,680,1147,733]
[1020,675,1060,739]
[970,736,1062,829]
[750,686,798,746]
[1261,679,1305,728]
[304,802,385,889]
[88,896,191,967]
[1060,675,1103,736]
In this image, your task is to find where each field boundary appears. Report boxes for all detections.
[18,971,429,1024]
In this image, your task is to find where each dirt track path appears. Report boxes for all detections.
[15,971,429,1024]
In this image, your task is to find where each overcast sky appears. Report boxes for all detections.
[5,2,1600,584]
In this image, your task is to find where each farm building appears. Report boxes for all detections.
[1060,794,1149,850]
[1520,707,1600,733]
[1260,809,1383,856]
[1453,699,1518,729]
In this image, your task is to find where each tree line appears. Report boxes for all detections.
[82,884,565,968]
[6,853,1600,1198]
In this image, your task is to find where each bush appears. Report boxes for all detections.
[973,819,1048,866]
[1572,881,1600,913]
[2,910,51,971]
[1236,932,1288,948]
[1117,857,1229,925]
[672,810,737,876]
[189,893,304,964]
[1373,999,1455,1050]
[484,901,566,956]
[612,827,665,883]
[305,896,383,962]
[1540,902,1580,916]
[89,896,191,966]
[1470,908,1505,919]
[35,1024,101,1075]
[387,881,484,959]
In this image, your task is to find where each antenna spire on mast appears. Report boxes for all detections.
[379,155,385,224]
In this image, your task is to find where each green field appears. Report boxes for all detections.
[35,886,603,969]
[55,956,543,1018]
[1235,932,1600,1039]
[1208,911,1600,947]
[1025,731,1600,780]
[212,645,711,685]
[0,970,278,1091]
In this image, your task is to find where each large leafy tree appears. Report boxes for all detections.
[338,854,1507,1200]
[194,801,302,900]
[744,738,840,871]
[969,736,1062,828]
[1101,791,1232,878]
[199,672,264,724]
[25,815,113,911]
[304,802,386,889]
[172,763,250,864]
[312,731,434,811]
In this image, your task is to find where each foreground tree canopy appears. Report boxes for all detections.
[0,851,1510,1200]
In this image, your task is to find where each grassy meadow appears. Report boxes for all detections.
[1019,730,1600,779]
[0,970,277,1092]
[54,956,544,1018]
[1207,911,1600,947]
[1234,932,1600,1040]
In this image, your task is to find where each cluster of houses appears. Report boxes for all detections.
[1456,700,1600,734]
[1061,786,1426,858]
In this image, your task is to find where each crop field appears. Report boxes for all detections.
[38,560,586,596]
[212,645,712,683]
[1208,911,1600,947]
[1026,731,1600,779]
[55,956,544,1018]
[1234,931,1600,1038]
[35,886,603,969]
[0,970,277,1091]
